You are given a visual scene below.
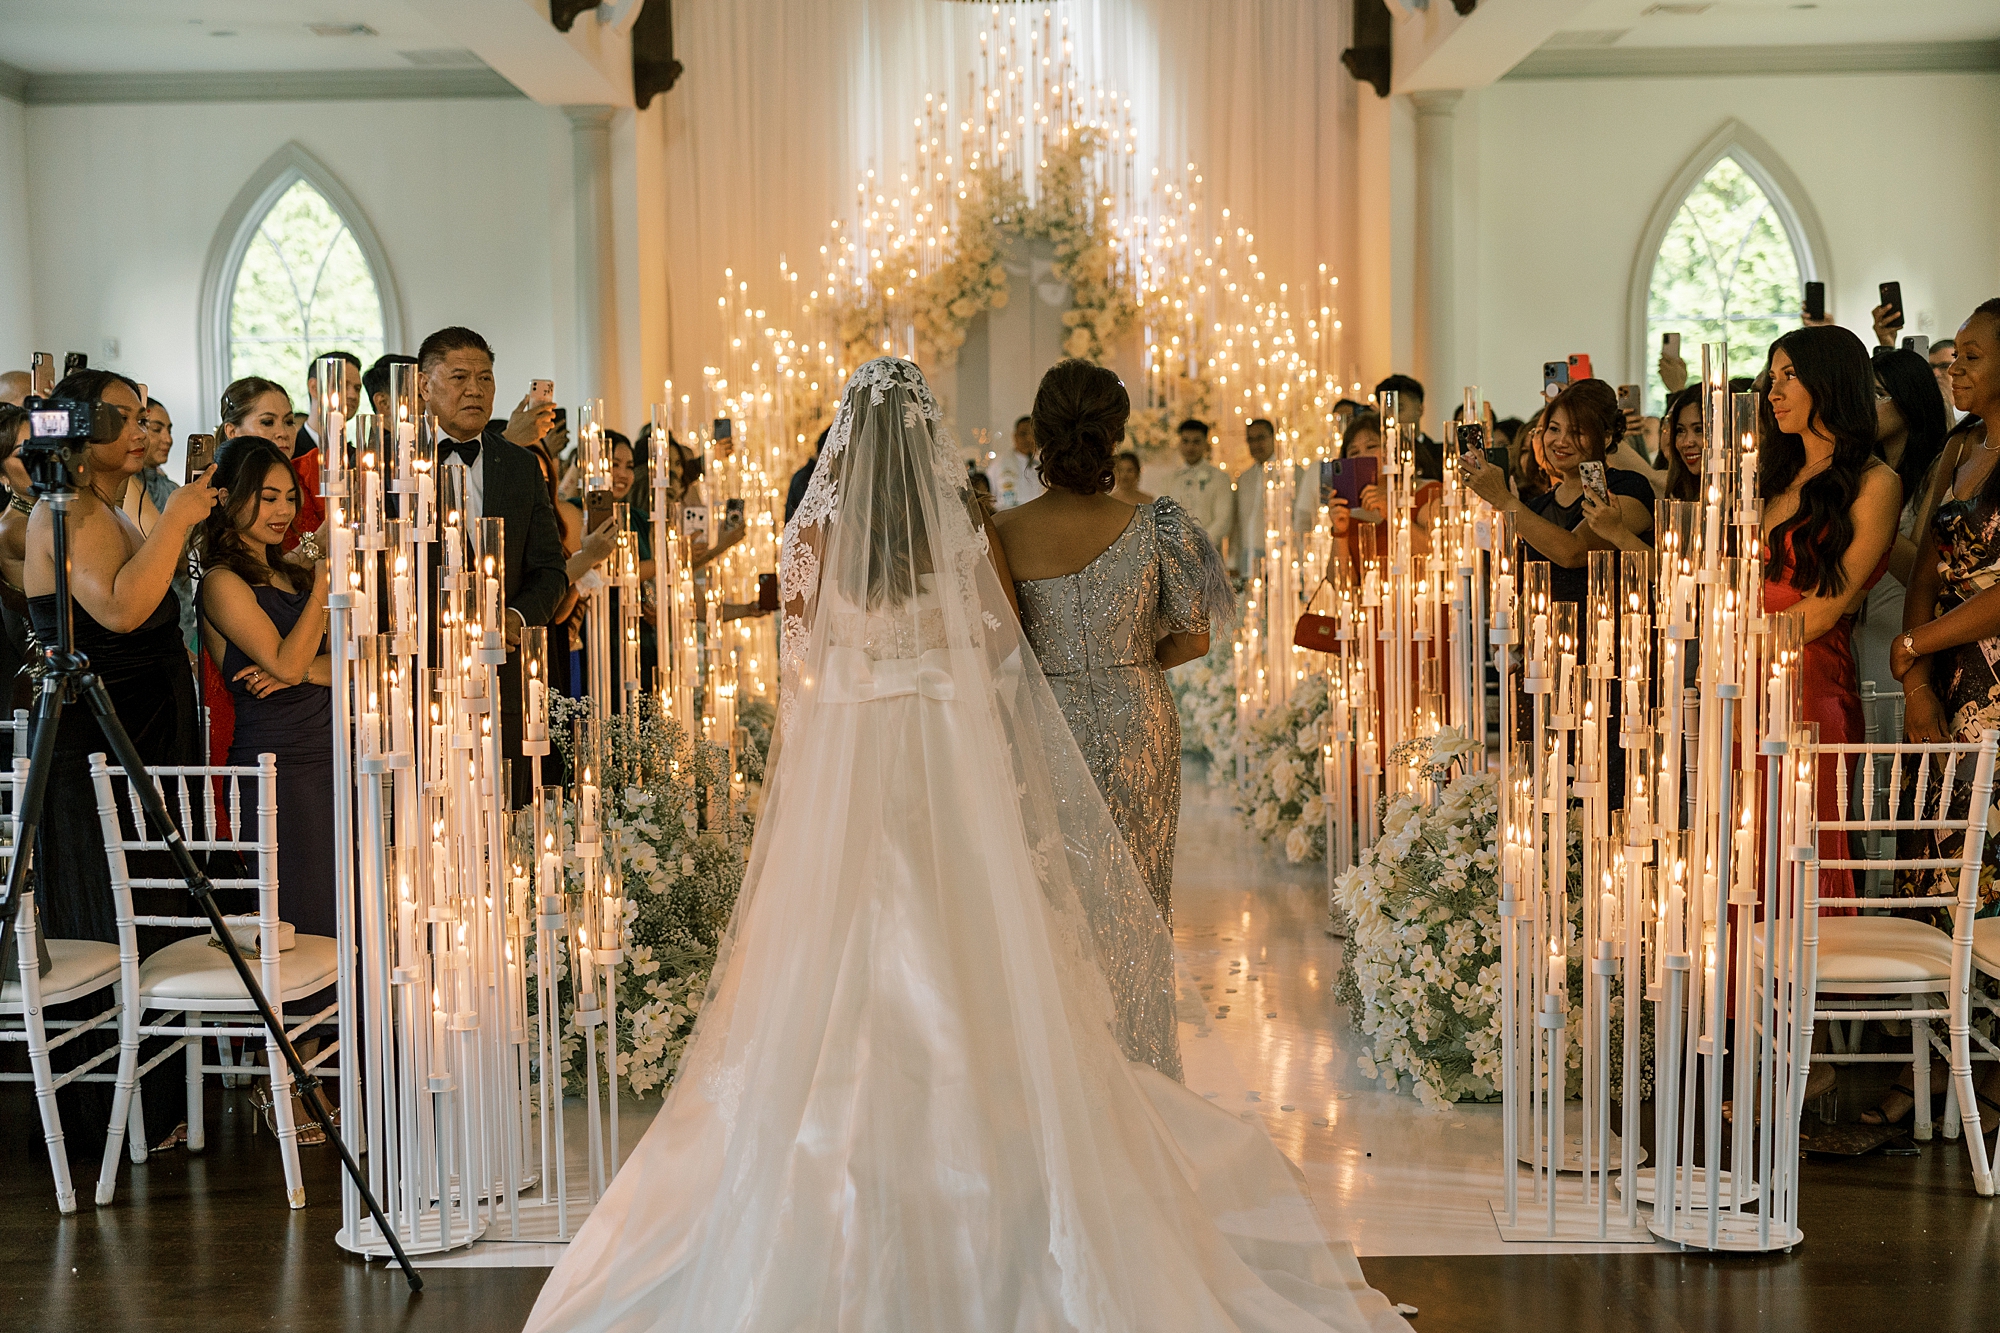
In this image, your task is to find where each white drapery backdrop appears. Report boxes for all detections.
[658,0,1358,402]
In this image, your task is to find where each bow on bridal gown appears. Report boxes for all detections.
[523,359,1405,1333]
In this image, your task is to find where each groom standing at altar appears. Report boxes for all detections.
[420,325,571,805]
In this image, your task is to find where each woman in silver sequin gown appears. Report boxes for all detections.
[997,361,1233,925]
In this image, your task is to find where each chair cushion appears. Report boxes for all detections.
[1970,918,2000,979]
[138,932,338,1007]
[1813,915,1952,987]
[0,938,120,1009]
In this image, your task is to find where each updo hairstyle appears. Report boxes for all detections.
[1032,359,1130,495]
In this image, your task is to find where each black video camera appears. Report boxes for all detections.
[21,394,124,492]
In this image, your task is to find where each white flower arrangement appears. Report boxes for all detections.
[1227,673,1330,865]
[1332,736,1652,1109]
[533,694,760,1097]
[1170,652,1242,772]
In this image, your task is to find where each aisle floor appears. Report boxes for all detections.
[7,764,2000,1331]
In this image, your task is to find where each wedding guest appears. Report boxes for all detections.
[0,405,29,703]
[220,376,322,550]
[1761,325,1902,912]
[995,360,1230,931]
[1656,385,1705,503]
[1931,338,1959,421]
[1233,417,1278,579]
[1853,347,1949,691]
[420,327,572,805]
[990,413,1044,509]
[0,369,28,406]
[362,353,418,418]
[1161,418,1234,551]
[291,351,362,460]
[196,437,332,933]
[135,397,198,655]
[1374,373,1442,480]
[1882,299,2000,1123]
[25,368,219,1151]
[1109,449,1152,506]
[1466,380,1652,602]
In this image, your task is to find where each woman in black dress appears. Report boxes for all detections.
[196,437,333,938]
[24,369,218,1153]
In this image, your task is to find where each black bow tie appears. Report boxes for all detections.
[441,438,481,466]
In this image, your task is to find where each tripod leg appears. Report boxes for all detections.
[80,673,423,1290]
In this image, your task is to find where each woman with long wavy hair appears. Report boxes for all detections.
[1853,346,1951,692]
[1760,324,1903,910]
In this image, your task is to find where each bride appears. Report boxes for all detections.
[523,359,1404,1332]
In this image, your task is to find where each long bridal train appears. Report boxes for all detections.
[524,359,1404,1333]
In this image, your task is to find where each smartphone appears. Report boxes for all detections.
[1903,334,1931,359]
[724,496,745,531]
[1567,353,1594,383]
[30,352,54,397]
[1579,461,1609,506]
[757,572,780,611]
[1455,421,1485,459]
[585,489,616,532]
[62,352,87,379]
[1662,332,1682,361]
[682,503,710,545]
[1804,280,1826,322]
[528,379,554,407]
[712,417,732,444]
[1879,281,1904,330]
[1486,446,1511,471]
[183,433,218,484]
[1320,455,1380,509]
[1542,361,1571,399]
[1616,384,1642,417]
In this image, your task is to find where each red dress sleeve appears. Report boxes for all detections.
[285,449,326,551]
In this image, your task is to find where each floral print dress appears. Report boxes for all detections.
[1894,480,2000,923]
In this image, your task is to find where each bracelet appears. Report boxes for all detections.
[7,491,34,518]
[1908,681,1934,697]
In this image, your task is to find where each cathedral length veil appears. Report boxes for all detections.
[524,359,1405,1333]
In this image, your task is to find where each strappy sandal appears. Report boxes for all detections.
[250,1084,327,1146]
[153,1121,188,1153]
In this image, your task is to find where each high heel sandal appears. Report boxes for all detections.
[249,1084,327,1146]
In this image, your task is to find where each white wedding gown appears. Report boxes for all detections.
[523,361,1404,1333]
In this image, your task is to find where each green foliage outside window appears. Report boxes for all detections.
[227,178,384,412]
[1645,155,1802,413]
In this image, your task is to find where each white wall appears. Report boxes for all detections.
[1458,70,2000,420]
[11,95,575,454]
[0,97,32,363]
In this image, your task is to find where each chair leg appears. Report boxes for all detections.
[265,1015,306,1209]
[1914,1013,1935,1142]
[217,1032,240,1089]
[1953,1012,1993,1194]
[23,991,78,1214]
[184,1013,206,1154]
[96,982,139,1205]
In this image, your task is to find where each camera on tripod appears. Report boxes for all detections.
[20,394,122,492]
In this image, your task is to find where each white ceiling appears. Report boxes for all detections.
[1552,0,2000,49]
[0,1,485,75]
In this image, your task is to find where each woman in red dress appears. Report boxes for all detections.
[1758,325,1904,908]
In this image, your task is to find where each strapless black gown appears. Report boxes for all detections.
[28,588,206,1153]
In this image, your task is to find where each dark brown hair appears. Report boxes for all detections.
[198,436,298,587]
[1660,385,1704,502]
[1758,324,1881,597]
[1032,359,1129,495]
[217,376,289,438]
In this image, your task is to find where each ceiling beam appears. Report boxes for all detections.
[1392,0,1597,93]
[405,0,631,106]
[8,67,521,106]
[1507,39,2000,80]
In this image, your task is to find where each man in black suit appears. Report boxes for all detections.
[419,326,570,805]
[293,350,362,459]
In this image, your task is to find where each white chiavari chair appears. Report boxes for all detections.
[1798,729,2000,1189]
[93,753,340,1209]
[2,739,143,1212]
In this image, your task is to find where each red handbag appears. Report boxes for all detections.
[1292,571,1339,652]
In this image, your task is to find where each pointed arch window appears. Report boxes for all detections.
[227,179,385,407]
[1629,122,1828,413]
[200,143,404,421]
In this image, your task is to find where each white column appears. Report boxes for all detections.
[1410,90,1460,405]
[566,105,621,411]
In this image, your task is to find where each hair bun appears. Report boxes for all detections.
[1032,360,1130,495]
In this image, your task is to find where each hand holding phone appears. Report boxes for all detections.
[528,379,554,407]
[1542,361,1571,400]
[1579,461,1610,506]
[183,433,218,484]
[1804,280,1826,323]
[1567,353,1594,384]
[1878,281,1904,330]
[30,352,54,398]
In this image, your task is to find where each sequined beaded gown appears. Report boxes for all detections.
[1015,498,1225,923]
